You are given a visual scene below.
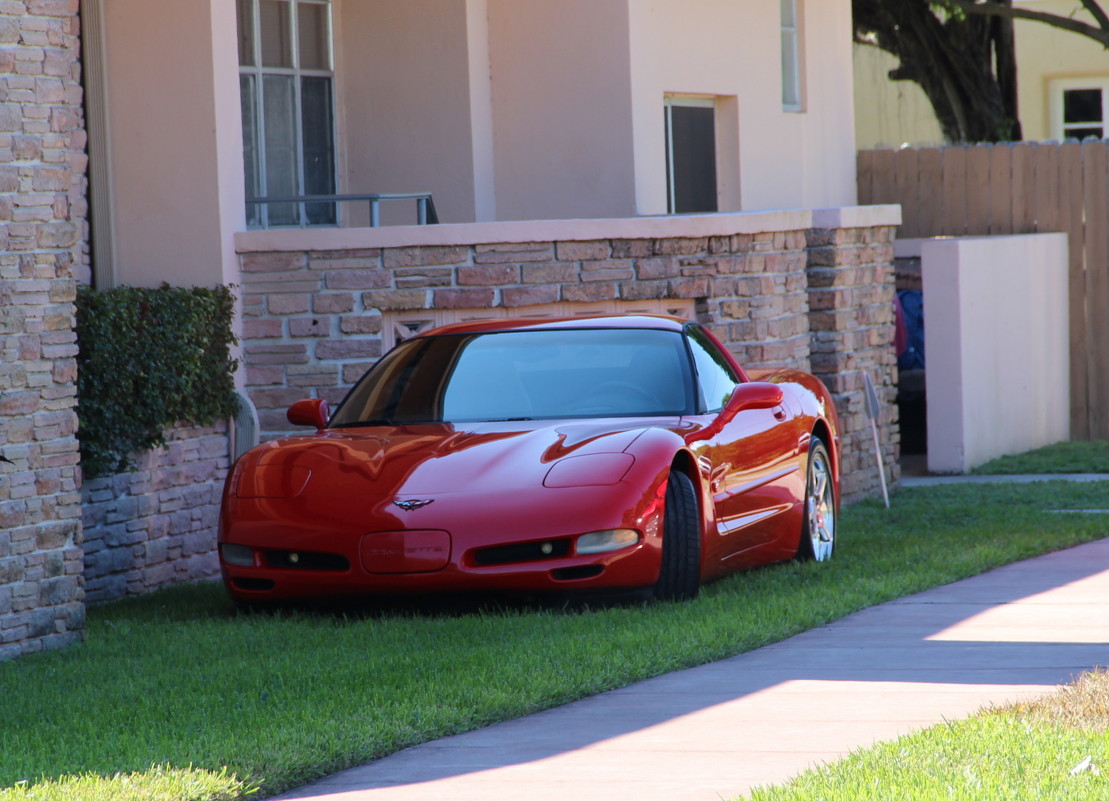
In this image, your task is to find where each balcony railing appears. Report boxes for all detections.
[246,192,438,228]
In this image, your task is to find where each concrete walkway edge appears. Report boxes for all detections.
[273,534,1109,801]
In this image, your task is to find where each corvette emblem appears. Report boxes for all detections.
[393,499,434,511]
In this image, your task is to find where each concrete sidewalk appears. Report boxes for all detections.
[274,538,1109,801]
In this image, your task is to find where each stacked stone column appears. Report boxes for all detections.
[0,0,87,659]
[806,225,900,500]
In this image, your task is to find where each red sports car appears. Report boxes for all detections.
[218,315,839,602]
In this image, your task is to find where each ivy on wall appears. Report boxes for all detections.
[75,284,239,479]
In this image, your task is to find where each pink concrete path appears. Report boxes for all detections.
[273,537,1109,801]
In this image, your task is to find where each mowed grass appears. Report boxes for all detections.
[748,670,1109,801]
[973,440,1109,475]
[3,481,1109,800]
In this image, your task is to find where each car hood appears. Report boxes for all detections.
[238,418,677,498]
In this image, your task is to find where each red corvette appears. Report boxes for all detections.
[218,315,839,602]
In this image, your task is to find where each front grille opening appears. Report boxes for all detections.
[472,539,571,567]
[551,565,604,581]
[263,550,350,571]
[232,577,276,591]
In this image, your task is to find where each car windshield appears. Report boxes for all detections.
[329,327,696,426]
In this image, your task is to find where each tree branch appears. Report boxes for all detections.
[947,1,1109,48]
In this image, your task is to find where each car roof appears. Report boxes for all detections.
[412,314,689,338]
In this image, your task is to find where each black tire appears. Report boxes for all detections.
[654,470,701,601]
[796,437,836,562]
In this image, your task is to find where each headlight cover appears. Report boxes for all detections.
[576,529,639,555]
[220,543,256,566]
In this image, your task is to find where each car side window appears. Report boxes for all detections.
[685,327,740,413]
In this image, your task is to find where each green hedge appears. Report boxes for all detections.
[75,284,239,479]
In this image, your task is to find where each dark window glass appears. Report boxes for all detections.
[240,75,262,227]
[262,74,299,225]
[298,2,330,70]
[1064,89,1101,124]
[666,105,718,214]
[260,0,293,68]
[302,76,336,224]
[686,327,739,413]
[331,329,696,426]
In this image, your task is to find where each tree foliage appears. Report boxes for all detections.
[854,1,1109,144]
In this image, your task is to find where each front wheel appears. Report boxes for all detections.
[796,437,835,562]
[654,470,701,601]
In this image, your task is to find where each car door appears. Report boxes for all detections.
[684,328,801,562]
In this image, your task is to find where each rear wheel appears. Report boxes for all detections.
[797,437,835,562]
[654,470,701,601]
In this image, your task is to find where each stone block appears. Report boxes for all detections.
[555,240,611,261]
[432,288,495,309]
[457,264,519,286]
[384,246,469,269]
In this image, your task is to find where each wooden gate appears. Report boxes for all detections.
[859,142,1109,440]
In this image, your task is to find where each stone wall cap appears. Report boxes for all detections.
[235,209,830,254]
[811,204,901,230]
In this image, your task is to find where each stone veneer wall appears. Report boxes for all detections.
[807,225,899,500]
[0,0,88,659]
[238,217,899,501]
[79,423,230,604]
[241,232,811,432]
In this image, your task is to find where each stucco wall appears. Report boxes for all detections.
[337,0,484,226]
[1013,0,1109,141]
[486,0,637,222]
[95,0,243,288]
[919,234,1070,473]
[630,0,858,213]
[854,1,1109,147]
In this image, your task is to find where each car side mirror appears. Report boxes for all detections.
[692,382,784,441]
[722,381,784,421]
[287,398,330,430]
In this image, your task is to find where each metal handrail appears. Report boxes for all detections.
[246,192,438,227]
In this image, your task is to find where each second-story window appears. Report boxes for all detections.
[780,0,803,111]
[238,0,337,227]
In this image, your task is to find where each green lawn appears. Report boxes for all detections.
[972,440,1109,475]
[3,481,1109,801]
[748,670,1109,801]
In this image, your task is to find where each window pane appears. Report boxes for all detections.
[1064,89,1101,124]
[240,74,262,226]
[237,0,255,67]
[780,0,796,28]
[667,105,717,214]
[263,74,299,224]
[687,328,738,413]
[260,0,293,68]
[781,32,799,107]
[301,76,336,224]
[298,2,330,70]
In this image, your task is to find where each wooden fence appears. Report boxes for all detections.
[858,142,1109,441]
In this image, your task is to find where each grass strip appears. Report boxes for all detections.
[2,481,1108,800]
[972,440,1109,475]
[748,671,1109,801]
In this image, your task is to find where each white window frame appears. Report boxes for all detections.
[780,0,804,112]
[1049,77,1109,141]
[238,0,338,228]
